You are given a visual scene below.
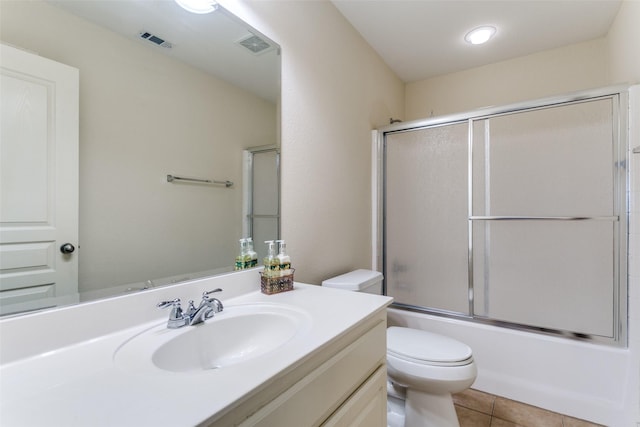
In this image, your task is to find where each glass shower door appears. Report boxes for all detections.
[384,122,470,315]
[470,98,619,337]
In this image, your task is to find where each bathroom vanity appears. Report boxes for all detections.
[0,269,392,426]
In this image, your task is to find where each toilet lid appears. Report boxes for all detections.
[387,327,473,366]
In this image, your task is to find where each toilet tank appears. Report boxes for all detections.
[321,269,383,295]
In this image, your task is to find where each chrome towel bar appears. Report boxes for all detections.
[167,174,233,187]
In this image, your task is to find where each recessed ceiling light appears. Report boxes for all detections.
[464,26,497,45]
[174,0,218,14]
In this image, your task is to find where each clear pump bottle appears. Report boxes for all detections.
[263,240,278,275]
[235,238,247,270]
[276,240,291,271]
[246,237,258,268]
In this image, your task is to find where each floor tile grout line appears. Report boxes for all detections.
[490,394,496,417]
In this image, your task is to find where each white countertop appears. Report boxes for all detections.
[0,273,392,427]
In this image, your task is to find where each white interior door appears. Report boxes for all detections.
[0,44,79,315]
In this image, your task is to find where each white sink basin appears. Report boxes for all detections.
[114,303,312,374]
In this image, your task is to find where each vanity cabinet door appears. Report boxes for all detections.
[321,365,387,427]
[234,320,386,427]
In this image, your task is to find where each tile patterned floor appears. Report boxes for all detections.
[452,389,605,427]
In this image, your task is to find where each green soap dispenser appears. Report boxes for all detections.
[263,240,278,275]
[246,237,258,268]
[276,240,291,271]
[235,238,247,270]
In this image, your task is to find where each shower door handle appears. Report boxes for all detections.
[468,216,618,221]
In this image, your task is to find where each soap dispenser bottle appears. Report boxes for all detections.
[246,237,258,268]
[276,240,291,271]
[235,238,247,270]
[263,240,278,275]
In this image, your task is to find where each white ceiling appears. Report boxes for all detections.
[331,0,623,83]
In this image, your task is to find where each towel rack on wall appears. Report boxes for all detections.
[167,174,233,188]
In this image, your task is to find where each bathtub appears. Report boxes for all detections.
[387,307,637,426]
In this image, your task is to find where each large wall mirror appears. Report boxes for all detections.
[0,0,281,316]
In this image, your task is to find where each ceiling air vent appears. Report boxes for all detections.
[138,31,173,49]
[237,33,272,55]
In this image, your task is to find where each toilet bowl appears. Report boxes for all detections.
[322,270,477,427]
[387,326,477,427]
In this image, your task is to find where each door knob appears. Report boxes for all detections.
[60,243,75,254]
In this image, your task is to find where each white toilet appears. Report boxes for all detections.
[322,269,477,427]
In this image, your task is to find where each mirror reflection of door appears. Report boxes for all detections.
[0,44,79,315]
[243,146,280,261]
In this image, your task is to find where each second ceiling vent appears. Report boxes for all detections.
[237,33,273,55]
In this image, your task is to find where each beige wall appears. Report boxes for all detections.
[405,0,640,120]
[1,1,277,292]
[405,38,609,119]
[223,0,405,284]
[607,0,640,85]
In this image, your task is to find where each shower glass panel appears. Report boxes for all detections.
[471,98,618,338]
[472,220,615,336]
[471,99,614,217]
[252,150,279,217]
[385,122,469,314]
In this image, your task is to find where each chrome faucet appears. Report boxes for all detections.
[186,288,224,326]
[157,289,224,329]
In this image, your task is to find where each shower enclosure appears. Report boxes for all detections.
[379,87,628,346]
[243,146,280,259]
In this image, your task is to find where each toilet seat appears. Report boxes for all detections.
[387,326,473,367]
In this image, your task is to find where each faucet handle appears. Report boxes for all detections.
[157,298,187,329]
[202,288,222,299]
[157,298,181,310]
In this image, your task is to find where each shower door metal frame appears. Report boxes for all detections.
[377,85,629,347]
[243,145,281,243]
